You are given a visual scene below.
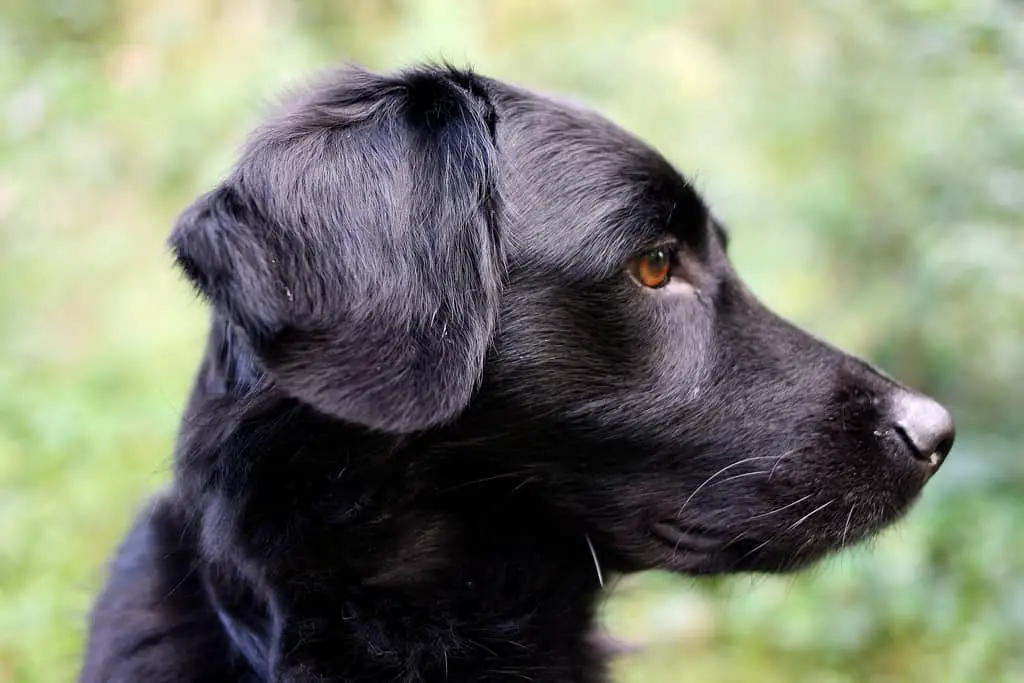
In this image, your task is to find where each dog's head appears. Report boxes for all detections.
[171,65,954,575]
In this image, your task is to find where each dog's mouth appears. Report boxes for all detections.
[649,521,733,572]
[649,520,819,574]
[651,521,724,552]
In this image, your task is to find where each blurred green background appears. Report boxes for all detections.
[1,1,1022,681]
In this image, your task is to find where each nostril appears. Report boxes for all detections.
[894,423,944,467]
[891,391,956,469]
[933,431,955,459]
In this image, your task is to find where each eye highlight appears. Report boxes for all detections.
[629,246,674,289]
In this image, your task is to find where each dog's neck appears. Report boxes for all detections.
[174,318,610,682]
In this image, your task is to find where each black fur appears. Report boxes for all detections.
[80,64,953,683]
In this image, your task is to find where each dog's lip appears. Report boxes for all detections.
[650,521,727,553]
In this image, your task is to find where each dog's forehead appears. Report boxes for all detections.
[487,82,705,279]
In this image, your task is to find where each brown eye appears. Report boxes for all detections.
[630,247,673,288]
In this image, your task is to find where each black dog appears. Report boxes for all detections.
[80,64,955,683]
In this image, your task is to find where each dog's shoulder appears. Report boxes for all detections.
[78,492,252,683]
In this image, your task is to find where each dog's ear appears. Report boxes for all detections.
[170,66,504,433]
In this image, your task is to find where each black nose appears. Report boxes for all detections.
[890,391,955,471]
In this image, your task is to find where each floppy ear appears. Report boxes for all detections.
[169,66,504,433]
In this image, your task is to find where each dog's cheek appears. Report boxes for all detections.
[641,292,716,402]
[488,286,639,406]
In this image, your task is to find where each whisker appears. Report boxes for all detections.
[676,456,784,519]
[709,470,772,487]
[740,499,836,561]
[768,447,804,481]
[511,475,539,493]
[788,537,817,568]
[585,535,604,589]
[745,493,814,522]
[786,499,836,534]
[841,503,857,549]
[722,493,817,548]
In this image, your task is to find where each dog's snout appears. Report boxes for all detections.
[889,391,955,470]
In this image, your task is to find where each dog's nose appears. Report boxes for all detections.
[889,391,955,471]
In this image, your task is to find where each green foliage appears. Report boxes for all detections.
[1,1,1020,681]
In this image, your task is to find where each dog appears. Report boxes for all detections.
[79,64,955,683]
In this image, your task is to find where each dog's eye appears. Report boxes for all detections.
[629,247,673,289]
